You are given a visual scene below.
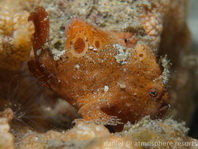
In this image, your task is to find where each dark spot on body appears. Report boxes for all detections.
[95,41,100,48]
[74,38,85,54]
[139,54,143,57]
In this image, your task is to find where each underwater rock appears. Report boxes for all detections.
[14,117,198,149]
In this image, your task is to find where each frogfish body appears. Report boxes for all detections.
[28,6,169,126]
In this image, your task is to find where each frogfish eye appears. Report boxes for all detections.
[149,88,158,97]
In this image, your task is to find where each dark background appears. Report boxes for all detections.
[188,0,198,139]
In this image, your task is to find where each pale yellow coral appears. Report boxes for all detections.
[14,117,198,149]
[0,109,14,149]
[0,7,34,70]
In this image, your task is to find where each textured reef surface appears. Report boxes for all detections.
[0,0,198,148]
[1,108,198,149]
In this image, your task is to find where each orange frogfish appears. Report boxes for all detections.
[28,6,169,126]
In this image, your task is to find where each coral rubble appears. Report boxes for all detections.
[12,116,198,149]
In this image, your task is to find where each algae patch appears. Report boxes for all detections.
[160,55,171,84]
[113,43,131,64]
